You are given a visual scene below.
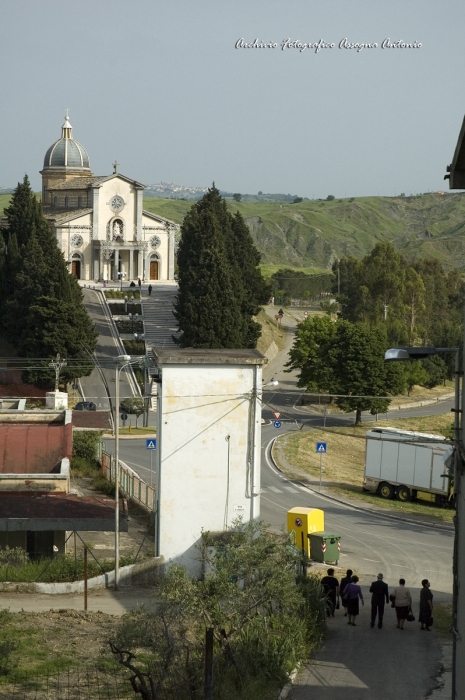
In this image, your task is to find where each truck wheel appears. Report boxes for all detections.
[378,482,395,499]
[397,485,411,502]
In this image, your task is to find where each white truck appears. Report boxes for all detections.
[363,427,454,505]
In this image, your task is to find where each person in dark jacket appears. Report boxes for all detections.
[321,568,340,617]
[369,573,389,629]
[148,284,153,296]
[419,579,433,631]
[340,569,353,617]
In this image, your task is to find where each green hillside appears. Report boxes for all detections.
[144,193,465,271]
[3,192,465,271]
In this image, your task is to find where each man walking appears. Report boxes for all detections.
[321,568,340,617]
[369,573,389,628]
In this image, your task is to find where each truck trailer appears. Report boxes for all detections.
[363,427,454,505]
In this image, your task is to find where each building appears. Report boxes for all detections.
[0,409,126,559]
[152,347,266,575]
[41,113,177,283]
[445,115,465,700]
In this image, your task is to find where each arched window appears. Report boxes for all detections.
[111,218,124,241]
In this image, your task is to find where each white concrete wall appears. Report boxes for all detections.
[156,362,263,575]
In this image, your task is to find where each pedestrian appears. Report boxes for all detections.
[148,284,152,296]
[392,578,412,630]
[278,308,284,316]
[345,574,364,626]
[321,568,340,617]
[130,281,136,288]
[369,573,389,629]
[138,277,141,289]
[340,569,353,617]
[419,579,433,631]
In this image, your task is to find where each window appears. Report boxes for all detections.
[64,197,69,208]
[78,196,83,207]
[53,197,57,207]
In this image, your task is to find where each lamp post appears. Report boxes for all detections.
[114,354,131,590]
[118,271,126,292]
[385,345,461,695]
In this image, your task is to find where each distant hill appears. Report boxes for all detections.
[143,193,465,271]
[3,192,465,271]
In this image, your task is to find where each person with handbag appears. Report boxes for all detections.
[345,574,364,626]
[340,569,353,617]
[419,579,433,631]
[392,578,412,630]
[369,573,389,629]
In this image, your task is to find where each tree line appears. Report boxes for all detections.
[174,185,270,348]
[288,242,464,423]
[270,268,333,304]
[0,176,97,388]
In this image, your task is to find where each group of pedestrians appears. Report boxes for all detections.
[321,569,434,631]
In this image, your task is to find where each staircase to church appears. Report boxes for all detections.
[142,284,180,351]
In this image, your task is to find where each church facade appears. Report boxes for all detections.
[41,114,177,283]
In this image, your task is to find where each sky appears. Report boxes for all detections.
[1,0,464,198]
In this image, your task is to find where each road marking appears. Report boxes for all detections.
[268,486,283,493]
[364,558,381,563]
[284,486,298,493]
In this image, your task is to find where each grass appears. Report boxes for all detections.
[256,308,287,356]
[433,602,452,638]
[103,289,140,299]
[274,413,455,522]
[0,552,135,584]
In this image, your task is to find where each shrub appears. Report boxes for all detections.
[72,431,103,464]
[0,546,29,567]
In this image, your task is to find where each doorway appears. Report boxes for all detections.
[71,260,81,278]
[150,260,159,280]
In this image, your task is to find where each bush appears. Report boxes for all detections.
[0,547,29,567]
[70,456,100,477]
[72,431,103,464]
[104,289,140,300]
[0,554,135,583]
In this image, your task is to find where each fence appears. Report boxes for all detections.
[0,667,134,700]
[101,452,155,512]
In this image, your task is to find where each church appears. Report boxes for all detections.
[41,113,177,283]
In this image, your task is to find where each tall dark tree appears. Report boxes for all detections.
[1,175,97,387]
[174,186,246,348]
[175,186,268,349]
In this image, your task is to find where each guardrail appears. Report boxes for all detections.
[101,451,155,512]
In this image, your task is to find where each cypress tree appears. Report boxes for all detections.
[1,175,97,387]
[174,186,247,348]
[228,212,270,347]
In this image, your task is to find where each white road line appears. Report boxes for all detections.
[268,486,283,493]
[284,486,298,493]
[364,558,381,563]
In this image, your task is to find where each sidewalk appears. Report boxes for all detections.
[288,592,444,700]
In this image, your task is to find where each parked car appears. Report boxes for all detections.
[74,401,97,411]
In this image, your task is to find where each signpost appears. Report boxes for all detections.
[316,442,327,492]
[272,410,282,420]
[146,438,157,485]
[274,420,282,429]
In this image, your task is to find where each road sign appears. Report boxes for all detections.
[146,439,157,450]
[120,412,128,421]
[316,442,327,453]
[274,420,282,429]
[272,410,282,420]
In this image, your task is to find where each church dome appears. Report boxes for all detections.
[43,115,90,171]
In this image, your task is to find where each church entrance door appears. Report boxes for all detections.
[150,261,159,280]
[71,260,81,278]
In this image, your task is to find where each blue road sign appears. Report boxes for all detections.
[316,442,327,453]
[146,439,157,450]
[274,420,282,429]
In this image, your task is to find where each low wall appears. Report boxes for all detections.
[0,556,164,594]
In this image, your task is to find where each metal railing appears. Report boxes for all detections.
[101,451,155,512]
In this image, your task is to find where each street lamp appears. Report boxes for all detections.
[114,354,131,590]
[118,271,126,292]
[384,347,460,443]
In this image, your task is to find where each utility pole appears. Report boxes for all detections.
[384,304,389,321]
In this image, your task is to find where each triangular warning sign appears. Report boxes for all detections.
[272,410,282,420]
[317,444,326,452]
[147,441,155,448]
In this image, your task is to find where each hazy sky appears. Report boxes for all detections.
[1,0,464,198]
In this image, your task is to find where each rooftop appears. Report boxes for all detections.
[151,347,267,365]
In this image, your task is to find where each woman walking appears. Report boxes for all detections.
[419,579,433,631]
[392,578,412,630]
[346,574,364,626]
[340,569,353,617]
